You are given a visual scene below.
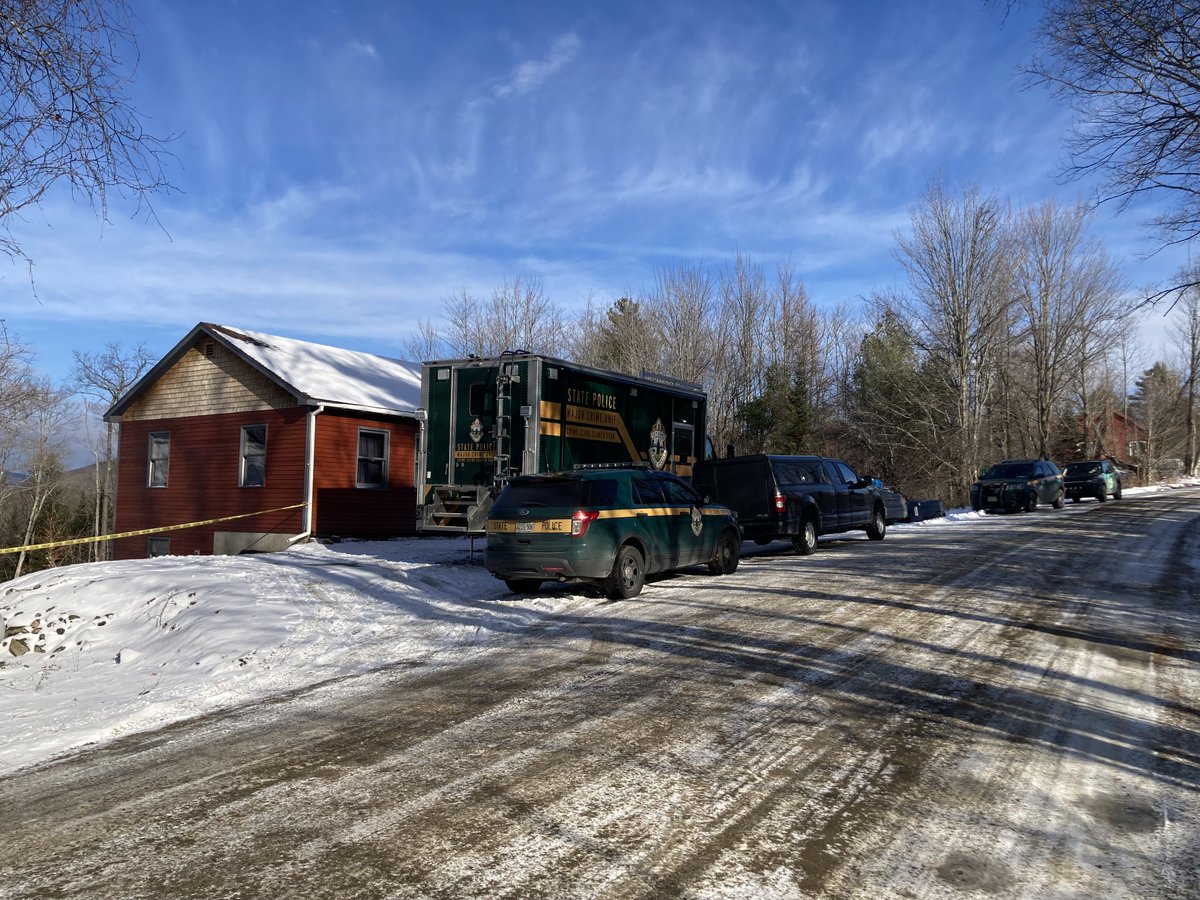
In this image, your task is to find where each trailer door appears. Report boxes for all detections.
[672,423,694,476]
[451,366,498,489]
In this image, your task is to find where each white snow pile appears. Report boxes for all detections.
[1,480,1196,776]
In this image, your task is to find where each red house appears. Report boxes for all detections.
[105,323,422,559]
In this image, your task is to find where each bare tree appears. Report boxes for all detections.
[642,261,715,386]
[10,378,74,579]
[401,317,443,363]
[1025,0,1200,294]
[1171,273,1200,473]
[892,181,1016,501]
[0,0,172,266]
[709,254,773,451]
[0,320,35,518]
[71,340,152,560]
[1012,199,1126,457]
[438,277,565,358]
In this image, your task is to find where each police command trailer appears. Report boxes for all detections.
[417,353,708,533]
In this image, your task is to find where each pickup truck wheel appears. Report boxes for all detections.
[708,529,741,575]
[866,506,886,541]
[603,545,645,600]
[505,579,543,594]
[793,519,818,556]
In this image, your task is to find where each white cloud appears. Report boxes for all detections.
[347,39,378,59]
[494,32,581,98]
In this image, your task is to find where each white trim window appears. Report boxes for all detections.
[240,424,267,487]
[357,428,389,489]
[148,432,170,488]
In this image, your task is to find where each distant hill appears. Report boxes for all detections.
[1,462,104,500]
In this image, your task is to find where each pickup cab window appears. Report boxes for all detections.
[834,462,859,485]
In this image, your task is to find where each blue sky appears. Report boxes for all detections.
[2,0,1190,388]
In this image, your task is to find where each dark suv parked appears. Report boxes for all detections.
[971,459,1065,513]
[1062,459,1123,503]
[691,454,891,555]
[485,465,741,599]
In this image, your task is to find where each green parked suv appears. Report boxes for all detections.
[485,465,742,599]
[1063,459,1123,503]
[971,459,1065,513]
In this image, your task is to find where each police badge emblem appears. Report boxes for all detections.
[469,418,484,443]
[690,506,703,536]
[649,418,668,470]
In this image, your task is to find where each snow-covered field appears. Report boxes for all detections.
[2,481,1196,777]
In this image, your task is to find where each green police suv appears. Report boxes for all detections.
[1063,458,1123,503]
[485,465,742,599]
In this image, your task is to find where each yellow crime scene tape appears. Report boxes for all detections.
[0,503,307,555]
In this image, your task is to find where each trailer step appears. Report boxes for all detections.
[420,485,493,533]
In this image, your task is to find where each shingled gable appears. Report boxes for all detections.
[106,322,422,420]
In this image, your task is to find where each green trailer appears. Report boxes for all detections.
[417,353,708,532]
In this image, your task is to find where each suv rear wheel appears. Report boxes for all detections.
[604,545,645,599]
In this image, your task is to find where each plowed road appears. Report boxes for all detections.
[4,491,1199,898]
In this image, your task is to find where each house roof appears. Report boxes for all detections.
[106,323,423,420]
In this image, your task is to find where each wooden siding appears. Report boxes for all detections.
[312,411,418,537]
[124,338,294,421]
[113,408,308,559]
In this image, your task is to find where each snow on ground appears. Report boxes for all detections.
[2,480,1196,777]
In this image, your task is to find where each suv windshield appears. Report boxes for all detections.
[497,477,618,508]
[1064,462,1101,476]
[983,463,1035,479]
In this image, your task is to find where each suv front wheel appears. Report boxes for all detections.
[604,544,645,599]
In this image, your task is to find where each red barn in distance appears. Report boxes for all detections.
[105,323,422,559]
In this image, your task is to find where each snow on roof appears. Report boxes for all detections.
[207,324,421,415]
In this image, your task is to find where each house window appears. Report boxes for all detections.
[240,424,267,487]
[357,428,389,488]
[148,537,170,557]
[148,432,170,488]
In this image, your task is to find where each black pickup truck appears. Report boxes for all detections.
[692,454,898,554]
